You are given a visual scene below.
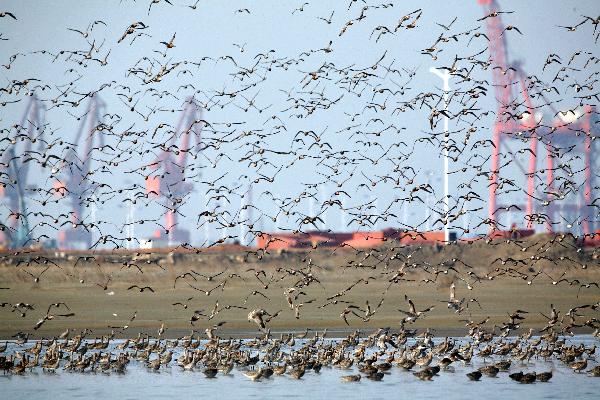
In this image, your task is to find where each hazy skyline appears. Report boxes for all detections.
[1,0,598,248]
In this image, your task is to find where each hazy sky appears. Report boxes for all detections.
[1,0,598,248]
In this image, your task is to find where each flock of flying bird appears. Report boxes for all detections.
[0,2,599,245]
[0,0,600,387]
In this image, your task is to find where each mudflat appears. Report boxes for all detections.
[1,234,599,338]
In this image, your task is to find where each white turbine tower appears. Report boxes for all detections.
[125,192,136,249]
[429,67,451,242]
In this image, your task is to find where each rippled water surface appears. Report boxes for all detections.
[1,336,599,400]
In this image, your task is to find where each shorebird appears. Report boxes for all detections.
[243,368,263,381]
[147,358,161,371]
[509,371,524,381]
[248,309,268,331]
[218,362,233,375]
[289,366,305,379]
[518,373,536,384]
[570,359,587,373]
[398,295,434,323]
[58,328,70,339]
[341,374,361,382]
[413,369,434,381]
[495,360,511,371]
[479,365,499,377]
[272,364,286,375]
[261,367,274,378]
[536,371,553,382]
[415,352,433,367]
[366,371,384,381]
[445,282,464,312]
[466,370,482,381]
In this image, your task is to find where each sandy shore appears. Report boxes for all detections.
[1,234,599,339]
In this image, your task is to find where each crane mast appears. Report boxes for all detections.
[146,97,203,247]
[0,96,44,248]
[478,0,598,236]
[55,95,105,249]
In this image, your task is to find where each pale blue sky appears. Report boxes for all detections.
[1,0,598,247]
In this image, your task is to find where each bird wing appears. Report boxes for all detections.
[408,298,416,314]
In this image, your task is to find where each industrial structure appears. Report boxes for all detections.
[54,95,105,249]
[0,96,45,249]
[255,1,600,251]
[257,229,447,251]
[2,2,598,252]
[478,0,599,236]
[145,97,204,247]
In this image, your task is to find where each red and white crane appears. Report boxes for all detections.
[145,97,204,247]
[478,0,598,236]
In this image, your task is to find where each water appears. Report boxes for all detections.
[1,336,598,400]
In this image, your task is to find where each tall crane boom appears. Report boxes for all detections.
[0,96,45,248]
[478,0,539,232]
[7,148,30,248]
[55,95,105,249]
[146,97,204,247]
[479,0,598,236]
[478,0,512,106]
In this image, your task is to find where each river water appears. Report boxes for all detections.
[1,336,598,400]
